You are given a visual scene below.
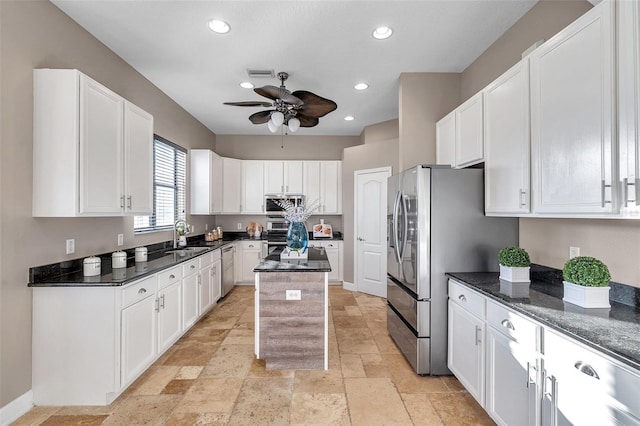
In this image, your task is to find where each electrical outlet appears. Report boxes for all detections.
[286,289,301,301]
[205,223,209,231]
[66,239,75,254]
[117,234,124,246]
[569,246,580,259]
[237,223,242,230]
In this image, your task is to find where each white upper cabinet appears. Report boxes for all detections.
[436,111,456,166]
[304,161,342,214]
[190,149,223,215]
[618,0,640,213]
[263,161,304,194]
[222,157,242,214]
[455,92,484,168]
[484,59,531,215]
[241,160,265,213]
[33,69,153,217]
[530,0,616,214]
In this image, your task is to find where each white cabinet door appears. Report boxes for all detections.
[240,243,262,282]
[199,263,213,314]
[222,157,242,213]
[530,0,615,214]
[618,0,640,211]
[79,74,124,215]
[123,101,153,215]
[121,294,157,386]
[448,300,485,406]
[190,150,223,215]
[182,272,199,330]
[284,161,304,194]
[484,59,531,215]
[455,92,484,168]
[264,161,285,194]
[211,260,222,303]
[320,161,342,214]
[157,280,182,352]
[242,160,264,213]
[317,240,341,282]
[303,161,322,206]
[486,326,537,426]
[436,111,456,166]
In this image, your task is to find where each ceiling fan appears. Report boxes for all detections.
[224,72,337,132]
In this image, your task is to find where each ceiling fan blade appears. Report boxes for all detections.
[292,90,337,117]
[224,101,273,107]
[255,85,303,106]
[248,110,273,124]
[295,114,320,128]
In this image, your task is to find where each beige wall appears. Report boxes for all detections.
[0,0,216,406]
[458,0,640,288]
[360,119,398,145]
[398,73,461,170]
[215,134,360,160]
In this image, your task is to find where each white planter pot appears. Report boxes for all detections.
[562,281,611,309]
[499,265,530,283]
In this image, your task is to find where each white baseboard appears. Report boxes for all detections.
[342,281,356,292]
[0,389,33,426]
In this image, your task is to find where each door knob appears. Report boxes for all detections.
[357,237,365,241]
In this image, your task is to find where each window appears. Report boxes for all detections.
[134,135,186,232]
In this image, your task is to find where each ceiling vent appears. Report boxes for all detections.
[247,69,275,78]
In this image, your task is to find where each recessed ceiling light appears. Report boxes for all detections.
[344,116,355,121]
[354,83,369,91]
[208,19,230,34]
[372,26,393,40]
[240,82,254,89]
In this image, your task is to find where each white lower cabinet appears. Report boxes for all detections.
[448,281,486,406]
[308,240,343,282]
[199,249,221,313]
[32,250,224,405]
[236,240,264,282]
[448,278,640,426]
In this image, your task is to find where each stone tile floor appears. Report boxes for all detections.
[14,286,494,425]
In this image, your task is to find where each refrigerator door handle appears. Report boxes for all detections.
[399,193,409,261]
[392,191,402,264]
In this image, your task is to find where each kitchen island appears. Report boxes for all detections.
[253,247,331,370]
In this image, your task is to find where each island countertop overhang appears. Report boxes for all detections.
[253,247,331,273]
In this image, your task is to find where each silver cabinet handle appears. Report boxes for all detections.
[544,373,558,426]
[249,244,254,248]
[519,189,527,208]
[474,325,482,346]
[138,288,147,294]
[169,274,175,280]
[574,361,600,380]
[127,195,132,209]
[191,265,196,270]
[155,298,160,313]
[601,180,612,207]
[623,178,629,208]
[120,195,125,208]
[160,294,165,309]
[458,294,467,302]
[501,319,515,330]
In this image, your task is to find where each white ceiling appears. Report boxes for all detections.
[51,0,538,136]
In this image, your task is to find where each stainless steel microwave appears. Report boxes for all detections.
[265,194,304,217]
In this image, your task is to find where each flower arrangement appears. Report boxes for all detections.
[274,199,320,222]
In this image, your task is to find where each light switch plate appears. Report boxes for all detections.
[66,239,75,254]
[569,246,580,259]
[285,289,301,300]
[117,234,124,246]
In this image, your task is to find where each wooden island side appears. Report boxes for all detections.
[253,247,331,370]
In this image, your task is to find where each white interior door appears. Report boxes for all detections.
[355,167,391,297]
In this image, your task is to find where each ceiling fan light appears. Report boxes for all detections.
[288,118,300,132]
[271,111,285,126]
[372,26,393,40]
[354,83,369,91]
[344,116,355,121]
[267,119,279,133]
[239,82,254,89]
[208,19,230,34]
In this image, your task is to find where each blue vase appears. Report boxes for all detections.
[286,221,308,251]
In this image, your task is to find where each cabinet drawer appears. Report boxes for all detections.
[182,258,199,276]
[211,248,221,262]
[322,241,339,249]
[448,280,485,319]
[157,265,182,289]
[122,275,158,308]
[487,299,540,351]
[240,240,261,250]
[545,330,640,420]
[199,252,215,268]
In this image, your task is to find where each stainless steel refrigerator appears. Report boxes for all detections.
[387,165,518,375]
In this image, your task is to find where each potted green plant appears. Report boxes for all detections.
[562,256,611,308]
[498,247,531,283]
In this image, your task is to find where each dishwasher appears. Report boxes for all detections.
[221,244,235,297]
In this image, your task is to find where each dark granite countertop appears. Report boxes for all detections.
[29,240,235,287]
[253,247,331,273]
[446,272,640,372]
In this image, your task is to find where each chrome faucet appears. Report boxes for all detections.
[174,219,189,248]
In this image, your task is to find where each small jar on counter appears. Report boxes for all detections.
[135,247,148,262]
[112,251,127,269]
[83,256,101,277]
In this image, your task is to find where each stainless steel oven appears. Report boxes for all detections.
[266,220,289,255]
[265,194,304,217]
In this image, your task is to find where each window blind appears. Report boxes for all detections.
[134,136,186,232]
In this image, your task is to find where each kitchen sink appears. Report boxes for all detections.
[164,247,210,255]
